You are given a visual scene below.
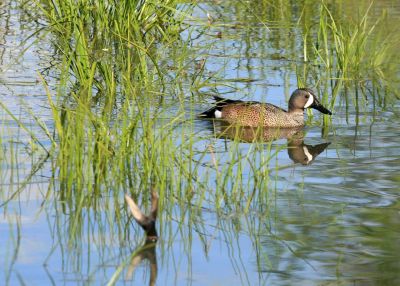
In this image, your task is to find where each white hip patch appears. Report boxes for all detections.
[214,110,222,118]
[303,146,313,162]
[304,93,314,108]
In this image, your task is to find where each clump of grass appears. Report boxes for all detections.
[300,2,400,114]
[36,0,192,186]
[32,0,197,244]
[37,0,278,233]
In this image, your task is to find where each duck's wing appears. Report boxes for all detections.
[199,95,285,118]
[261,102,288,113]
[199,96,249,118]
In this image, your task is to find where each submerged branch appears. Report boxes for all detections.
[125,191,159,241]
[124,191,159,286]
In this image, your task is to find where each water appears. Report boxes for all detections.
[1,0,400,285]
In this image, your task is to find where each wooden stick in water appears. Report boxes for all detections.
[125,191,158,242]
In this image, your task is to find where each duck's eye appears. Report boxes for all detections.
[305,94,309,98]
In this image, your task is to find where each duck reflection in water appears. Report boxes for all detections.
[211,121,330,165]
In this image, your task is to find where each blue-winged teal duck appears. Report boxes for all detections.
[199,88,332,127]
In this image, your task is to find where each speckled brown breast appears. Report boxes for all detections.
[221,103,304,127]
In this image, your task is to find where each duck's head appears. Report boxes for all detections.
[289,88,332,115]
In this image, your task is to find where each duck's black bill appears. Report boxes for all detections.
[311,100,332,115]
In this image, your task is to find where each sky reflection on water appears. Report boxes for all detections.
[1,0,400,285]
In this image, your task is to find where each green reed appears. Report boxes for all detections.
[34,0,193,247]
[300,1,400,114]
[39,9,268,263]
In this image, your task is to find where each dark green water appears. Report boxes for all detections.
[1,0,400,285]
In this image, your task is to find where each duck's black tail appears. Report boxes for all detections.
[198,106,219,118]
[198,96,242,118]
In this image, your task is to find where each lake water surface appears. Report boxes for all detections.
[1,0,400,285]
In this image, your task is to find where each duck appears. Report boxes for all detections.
[199,88,332,127]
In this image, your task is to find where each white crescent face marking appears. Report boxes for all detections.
[304,92,314,108]
[303,146,313,163]
[214,110,222,118]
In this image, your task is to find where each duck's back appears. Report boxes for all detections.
[222,103,304,127]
